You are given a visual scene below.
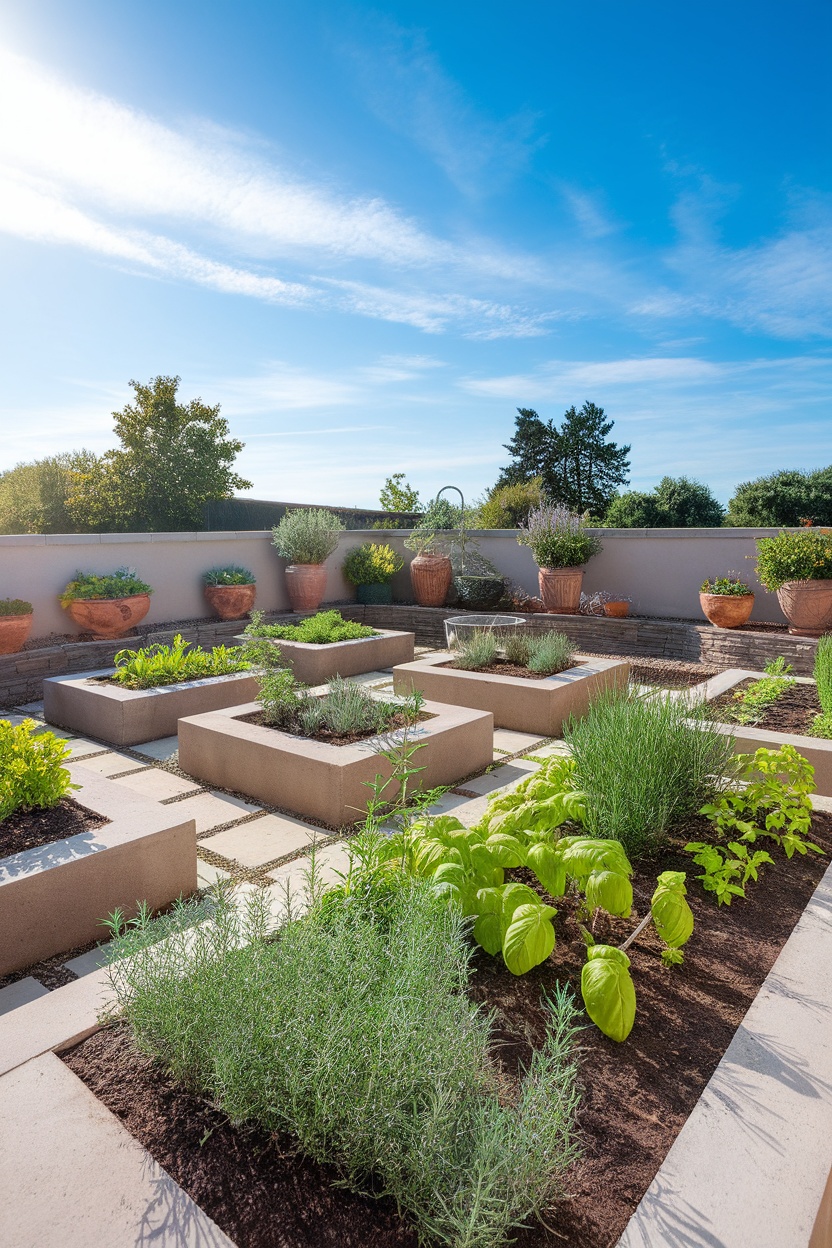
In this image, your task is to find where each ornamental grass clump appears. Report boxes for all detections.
[110,634,249,690]
[565,687,734,856]
[0,718,75,820]
[526,631,574,675]
[810,634,832,737]
[454,629,499,670]
[106,881,581,1248]
[517,504,601,569]
[271,507,344,565]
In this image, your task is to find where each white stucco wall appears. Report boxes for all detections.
[0,526,788,638]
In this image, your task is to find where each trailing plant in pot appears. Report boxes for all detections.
[755,529,832,636]
[403,497,456,607]
[271,508,345,613]
[59,568,152,639]
[517,505,602,614]
[203,565,257,620]
[0,598,34,655]
[699,574,754,629]
[342,542,404,604]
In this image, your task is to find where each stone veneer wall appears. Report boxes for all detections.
[0,605,818,707]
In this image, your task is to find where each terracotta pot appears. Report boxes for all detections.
[285,564,327,613]
[699,592,754,629]
[776,580,832,637]
[65,594,151,640]
[0,613,33,655]
[204,582,257,621]
[410,554,452,607]
[538,567,584,614]
[603,600,631,619]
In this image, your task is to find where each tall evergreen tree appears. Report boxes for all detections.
[497,402,630,515]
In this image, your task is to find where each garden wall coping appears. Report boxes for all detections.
[617,854,832,1248]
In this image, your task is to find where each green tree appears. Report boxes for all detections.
[604,476,724,527]
[379,473,422,514]
[498,403,630,515]
[476,478,545,528]
[0,451,98,534]
[726,468,832,527]
[69,376,251,531]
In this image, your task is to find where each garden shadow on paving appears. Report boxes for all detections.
[63,811,832,1248]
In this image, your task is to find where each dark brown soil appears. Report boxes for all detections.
[237,709,433,747]
[709,679,824,733]
[0,797,108,857]
[441,658,578,680]
[628,659,720,689]
[63,812,832,1248]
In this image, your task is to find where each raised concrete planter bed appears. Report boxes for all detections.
[178,698,493,826]
[43,667,260,746]
[0,767,196,976]
[392,652,629,734]
[691,668,832,798]
[248,627,415,684]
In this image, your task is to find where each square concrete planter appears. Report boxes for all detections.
[247,628,415,684]
[392,653,630,735]
[0,767,196,976]
[694,668,832,798]
[178,698,493,826]
[43,668,260,747]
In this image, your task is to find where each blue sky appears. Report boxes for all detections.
[0,1,830,508]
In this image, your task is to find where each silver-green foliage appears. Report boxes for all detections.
[565,687,734,855]
[454,629,499,669]
[271,507,344,564]
[526,631,574,675]
[106,882,581,1248]
[813,635,832,735]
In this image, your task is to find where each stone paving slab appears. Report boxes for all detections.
[426,791,493,826]
[64,946,110,979]
[175,790,261,835]
[132,734,180,761]
[68,751,147,776]
[492,728,547,753]
[0,1052,234,1248]
[523,740,571,760]
[15,700,45,716]
[207,812,328,869]
[0,977,49,1017]
[0,968,111,1078]
[110,767,200,801]
[64,737,112,758]
[460,758,539,796]
[197,858,231,888]
[267,838,353,889]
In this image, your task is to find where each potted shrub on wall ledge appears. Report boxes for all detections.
[699,575,755,629]
[343,542,404,604]
[59,568,152,639]
[517,505,602,614]
[271,508,345,613]
[0,598,33,654]
[756,529,832,636]
[203,565,257,620]
[403,498,456,607]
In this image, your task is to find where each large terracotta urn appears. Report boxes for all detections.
[410,554,452,607]
[0,613,33,654]
[538,567,584,614]
[699,592,755,629]
[65,594,151,640]
[603,600,631,619]
[285,564,327,613]
[776,580,832,637]
[204,583,257,621]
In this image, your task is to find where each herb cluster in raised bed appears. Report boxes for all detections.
[108,634,249,690]
[245,608,378,644]
[448,627,575,679]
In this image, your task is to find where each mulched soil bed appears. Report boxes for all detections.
[237,709,433,748]
[709,679,826,734]
[63,811,832,1248]
[0,797,108,857]
[581,654,720,688]
[439,659,579,680]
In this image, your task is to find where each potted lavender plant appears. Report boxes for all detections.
[517,505,602,614]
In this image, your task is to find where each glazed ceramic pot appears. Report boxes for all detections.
[410,554,452,607]
[356,582,393,605]
[699,592,754,629]
[538,567,584,614]
[0,613,33,654]
[204,583,257,621]
[776,580,832,637]
[285,564,327,613]
[65,595,151,640]
[603,601,631,619]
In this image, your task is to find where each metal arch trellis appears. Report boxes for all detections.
[434,485,467,572]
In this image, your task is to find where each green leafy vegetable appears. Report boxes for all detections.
[581,945,637,1042]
